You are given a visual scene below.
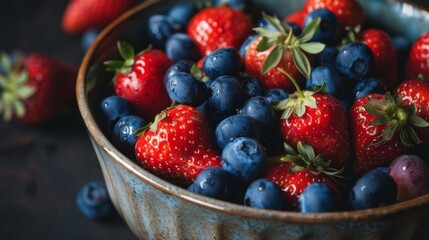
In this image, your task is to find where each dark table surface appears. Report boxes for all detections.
[0,0,428,240]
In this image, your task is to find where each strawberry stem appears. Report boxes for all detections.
[277,67,303,97]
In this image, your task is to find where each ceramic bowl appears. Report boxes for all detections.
[76,0,429,239]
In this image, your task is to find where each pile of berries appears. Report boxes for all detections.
[97,0,429,213]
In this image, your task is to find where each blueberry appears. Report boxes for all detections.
[100,95,133,133]
[167,3,198,31]
[314,45,338,69]
[306,66,343,96]
[241,96,275,130]
[240,75,263,98]
[303,8,338,44]
[244,179,286,210]
[298,183,336,213]
[263,88,289,104]
[148,15,177,49]
[76,181,113,220]
[81,29,99,52]
[336,42,374,81]
[112,115,147,158]
[187,167,242,202]
[215,114,260,149]
[349,169,397,210]
[351,77,385,102]
[166,72,210,107]
[203,47,242,79]
[240,34,258,59]
[164,59,195,84]
[221,137,267,183]
[286,22,302,36]
[209,75,243,113]
[166,33,200,62]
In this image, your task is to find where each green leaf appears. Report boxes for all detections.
[16,86,35,99]
[382,124,398,141]
[299,42,325,54]
[15,70,28,84]
[303,95,317,109]
[369,116,389,126]
[256,37,276,52]
[291,47,311,79]
[409,115,429,128]
[364,104,384,116]
[253,27,280,39]
[281,106,294,119]
[261,12,287,34]
[301,143,315,161]
[399,126,414,147]
[295,101,306,117]
[190,64,203,79]
[117,41,135,61]
[104,60,125,72]
[13,100,25,117]
[297,17,321,43]
[283,142,297,155]
[275,98,290,110]
[366,97,385,108]
[0,53,11,73]
[261,45,283,74]
[384,92,396,105]
[407,126,421,145]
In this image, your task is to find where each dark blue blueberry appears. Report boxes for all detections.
[209,75,244,113]
[100,95,133,132]
[164,59,195,84]
[81,29,99,52]
[196,101,210,117]
[375,166,388,173]
[351,77,385,102]
[298,182,336,213]
[148,15,177,49]
[240,34,258,60]
[244,179,286,210]
[167,3,198,31]
[203,47,242,80]
[166,72,210,107]
[306,66,343,96]
[76,181,113,220]
[112,115,147,158]
[187,167,242,202]
[165,33,200,62]
[287,22,302,36]
[240,75,263,98]
[214,0,252,11]
[314,45,338,69]
[349,169,397,210]
[241,96,275,130]
[263,88,289,104]
[215,114,260,149]
[221,137,267,183]
[303,8,338,44]
[336,42,374,81]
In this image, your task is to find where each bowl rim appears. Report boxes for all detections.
[76,0,429,223]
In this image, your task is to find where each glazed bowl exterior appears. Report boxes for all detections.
[76,0,429,239]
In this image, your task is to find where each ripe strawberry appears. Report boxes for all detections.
[0,53,77,124]
[135,105,221,185]
[350,93,429,175]
[283,10,305,28]
[105,42,172,120]
[187,6,253,56]
[62,0,137,34]
[405,32,429,80]
[359,29,398,90]
[244,14,324,92]
[264,142,340,210]
[275,69,350,169]
[396,77,429,144]
[303,0,365,29]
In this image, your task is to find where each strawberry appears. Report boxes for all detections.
[283,11,306,28]
[303,0,365,29]
[135,105,221,185]
[395,77,429,144]
[405,32,429,80]
[244,13,325,92]
[105,42,172,120]
[187,6,253,56]
[62,0,137,34]
[264,142,340,210]
[275,69,350,170]
[0,53,77,124]
[359,29,398,91]
[350,93,429,175]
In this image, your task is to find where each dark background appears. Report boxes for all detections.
[0,0,428,240]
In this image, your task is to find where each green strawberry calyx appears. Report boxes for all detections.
[364,92,429,146]
[104,41,152,76]
[253,12,325,79]
[0,52,36,121]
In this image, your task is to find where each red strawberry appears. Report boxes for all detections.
[396,78,429,144]
[135,105,221,185]
[105,42,172,120]
[359,29,398,90]
[187,6,253,56]
[303,0,365,29]
[62,0,137,34]
[275,69,350,170]
[350,93,429,175]
[244,14,324,92]
[405,32,429,80]
[283,11,306,28]
[0,53,77,124]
